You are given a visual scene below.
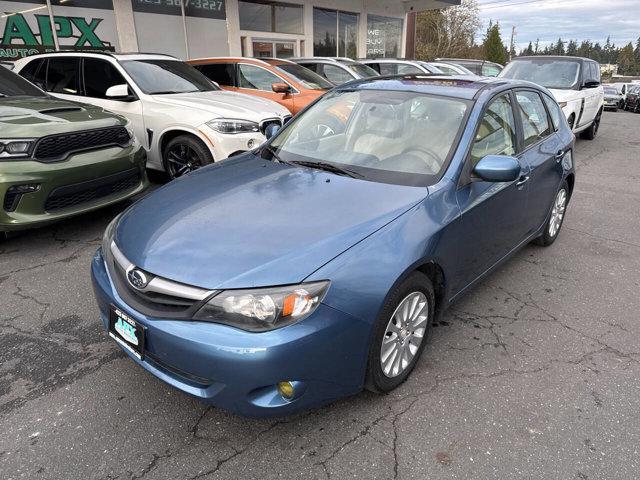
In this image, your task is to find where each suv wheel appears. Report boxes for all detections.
[164,135,213,180]
[580,111,601,140]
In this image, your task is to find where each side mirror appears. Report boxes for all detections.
[105,84,131,99]
[272,82,291,94]
[264,123,280,140]
[473,155,521,182]
[582,80,600,89]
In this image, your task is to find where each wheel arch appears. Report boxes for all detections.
[159,128,213,159]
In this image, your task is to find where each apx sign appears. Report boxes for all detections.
[0,1,117,60]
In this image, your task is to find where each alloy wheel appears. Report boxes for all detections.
[166,143,202,178]
[380,291,429,378]
[548,188,567,238]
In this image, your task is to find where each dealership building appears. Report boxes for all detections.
[0,0,458,62]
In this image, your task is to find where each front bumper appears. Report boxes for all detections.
[604,98,620,109]
[0,144,147,232]
[198,124,268,160]
[91,248,369,417]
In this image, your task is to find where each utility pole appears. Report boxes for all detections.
[509,25,516,61]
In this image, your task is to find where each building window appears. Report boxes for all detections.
[366,15,403,58]
[239,1,303,34]
[313,7,358,58]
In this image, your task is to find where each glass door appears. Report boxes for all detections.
[252,40,297,58]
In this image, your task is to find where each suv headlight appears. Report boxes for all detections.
[193,281,330,332]
[0,139,35,160]
[206,119,259,134]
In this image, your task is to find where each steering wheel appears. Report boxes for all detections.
[401,146,442,173]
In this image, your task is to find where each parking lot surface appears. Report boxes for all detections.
[1,112,639,480]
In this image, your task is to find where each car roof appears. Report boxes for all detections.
[188,56,298,67]
[16,51,178,62]
[292,57,359,65]
[358,59,419,64]
[514,55,593,63]
[334,74,526,100]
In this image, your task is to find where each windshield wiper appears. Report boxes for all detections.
[289,160,363,179]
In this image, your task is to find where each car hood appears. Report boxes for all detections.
[150,90,290,122]
[0,96,125,137]
[115,155,427,289]
[548,89,583,103]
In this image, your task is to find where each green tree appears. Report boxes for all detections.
[566,39,578,56]
[617,42,636,75]
[553,38,565,55]
[483,22,507,64]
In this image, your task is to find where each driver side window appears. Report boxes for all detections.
[470,94,517,166]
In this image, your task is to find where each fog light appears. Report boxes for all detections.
[9,183,39,193]
[277,381,294,399]
[247,139,255,149]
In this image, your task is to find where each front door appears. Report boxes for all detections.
[236,63,294,113]
[442,92,531,296]
[81,58,146,148]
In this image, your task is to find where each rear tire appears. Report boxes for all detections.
[364,272,434,393]
[579,111,601,140]
[533,181,569,247]
[163,134,214,180]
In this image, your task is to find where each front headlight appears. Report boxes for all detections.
[193,281,330,332]
[0,139,35,160]
[206,118,260,134]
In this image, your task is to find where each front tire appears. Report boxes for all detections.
[533,181,569,247]
[163,134,214,180]
[365,272,434,393]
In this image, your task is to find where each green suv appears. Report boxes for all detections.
[0,66,147,233]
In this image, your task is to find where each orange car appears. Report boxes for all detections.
[188,57,334,115]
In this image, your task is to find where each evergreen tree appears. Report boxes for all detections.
[617,42,636,75]
[483,22,507,64]
[524,41,534,56]
[554,38,565,55]
[566,40,578,56]
[534,38,540,54]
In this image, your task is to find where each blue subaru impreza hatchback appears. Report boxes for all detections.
[92,75,575,416]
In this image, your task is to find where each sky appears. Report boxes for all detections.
[476,0,640,52]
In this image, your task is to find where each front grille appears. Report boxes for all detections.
[34,126,131,162]
[105,242,216,320]
[44,168,140,212]
[259,118,283,136]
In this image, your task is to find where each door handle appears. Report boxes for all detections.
[516,175,530,188]
[555,150,565,162]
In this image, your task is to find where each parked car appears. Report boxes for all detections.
[611,82,635,109]
[603,85,623,111]
[437,58,503,76]
[499,56,604,139]
[92,74,575,416]
[292,57,379,85]
[188,57,333,115]
[0,66,147,233]
[427,61,475,75]
[624,85,640,113]
[359,58,443,75]
[13,52,291,179]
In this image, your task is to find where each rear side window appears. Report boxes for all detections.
[515,91,551,148]
[378,63,397,75]
[471,94,517,166]
[19,59,44,84]
[322,64,352,84]
[196,63,235,87]
[542,93,562,131]
[83,58,128,99]
[46,58,80,95]
[482,64,502,77]
[397,64,422,74]
[237,64,282,91]
[366,63,381,74]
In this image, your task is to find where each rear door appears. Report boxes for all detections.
[514,89,564,234]
[81,58,146,149]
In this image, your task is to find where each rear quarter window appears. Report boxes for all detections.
[195,63,235,86]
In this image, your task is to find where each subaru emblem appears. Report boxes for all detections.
[127,268,149,290]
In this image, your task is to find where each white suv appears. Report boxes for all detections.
[499,56,604,140]
[14,53,291,178]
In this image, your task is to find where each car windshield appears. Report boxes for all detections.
[267,89,469,186]
[604,86,617,94]
[121,59,218,95]
[0,66,45,98]
[275,64,334,90]
[499,59,581,89]
[345,63,379,78]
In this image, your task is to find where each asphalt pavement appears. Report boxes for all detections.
[1,111,639,480]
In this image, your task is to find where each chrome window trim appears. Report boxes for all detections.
[110,241,215,301]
